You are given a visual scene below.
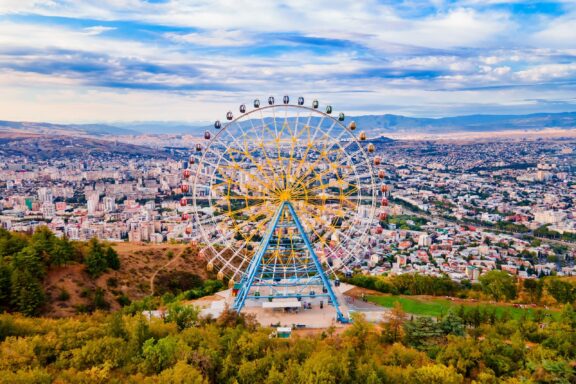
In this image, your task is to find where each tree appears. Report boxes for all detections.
[50,237,74,266]
[479,270,517,302]
[545,279,574,304]
[411,364,464,384]
[383,301,406,343]
[437,336,482,378]
[10,268,45,316]
[84,239,108,277]
[522,279,543,304]
[93,288,110,310]
[559,304,576,329]
[142,336,179,374]
[128,316,152,356]
[0,229,27,258]
[404,317,443,350]
[30,226,55,264]
[108,312,127,339]
[440,310,465,336]
[165,303,199,331]
[298,348,350,384]
[71,336,128,369]
[345,312,374,351]
[11,246,44,279]
[105,246,120,270]
[157,361,208,384]
[0,264,11,310]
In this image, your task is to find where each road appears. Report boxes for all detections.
[403,208,576,249]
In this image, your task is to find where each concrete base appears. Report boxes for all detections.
[191,284,391,329]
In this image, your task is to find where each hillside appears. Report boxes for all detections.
[0,132,161,158]
[0,120,138,136]
[0,228,213,318]
[43,242,209,317]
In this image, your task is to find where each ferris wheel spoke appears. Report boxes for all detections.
[201,213,271,257]
[292,204,335,245]
[232,121,283,189]
[218,125,279,189]
[324,172,378,189]
[210,169,274,198]
[294,166,357,194]
[297,119,340,175]
[248,118,282,180]
[216,140,281,192]
[286,111,328,179]
[289,146,349,190]
[220,199,271,218]
[200,156,277,198]
[331,228,373,269]
[215,214,275,273]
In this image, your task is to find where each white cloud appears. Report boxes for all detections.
[532,17,576,49]
[82,26,116,36]
[515,63,576,82]
[165,30,252,47]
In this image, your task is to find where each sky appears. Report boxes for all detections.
[0,0,575,123]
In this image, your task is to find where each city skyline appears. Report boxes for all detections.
[0,1,575,123]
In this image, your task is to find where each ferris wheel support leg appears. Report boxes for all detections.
[232,202,286,314]
[285,202,348,323]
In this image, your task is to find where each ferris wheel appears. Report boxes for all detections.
[184,96,385,321]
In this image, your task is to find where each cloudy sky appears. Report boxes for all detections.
[0,0,575,123]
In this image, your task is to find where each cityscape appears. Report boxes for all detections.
[2,134,575,283]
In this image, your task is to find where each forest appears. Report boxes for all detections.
[0,301,575,383]
[344,271,576,306]
[0,227,575,383]
[0,227,120,316]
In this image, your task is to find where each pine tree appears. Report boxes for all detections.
[51,237,74,266]
[0,264,12,310]
[10,268,45,316]
[105,246,120,270]
[85,239,108,277]
[440,310,465,336]
[11,246,45,279]
[30,226,56,264]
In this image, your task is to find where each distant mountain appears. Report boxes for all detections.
[113,121,208,135]
[349,112,576,133]
[117,111,576,135]
[0,120,139,136]
[1,111,575,137]
[0,133,161,159]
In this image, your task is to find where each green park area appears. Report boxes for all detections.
[367,295,558,320]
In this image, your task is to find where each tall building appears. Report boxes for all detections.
[87,194,100,215]
[38,187,53,203]
[418,233,432,247]
[534,210,567,225]
[103,196,116,213]
[41,201,55,219]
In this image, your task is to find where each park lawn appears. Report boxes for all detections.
[367,295,557,320]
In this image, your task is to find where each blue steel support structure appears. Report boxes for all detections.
[232,201,347,323]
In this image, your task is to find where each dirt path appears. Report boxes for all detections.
[150,248,185,295]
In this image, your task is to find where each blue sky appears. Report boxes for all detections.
[0,0,575,123]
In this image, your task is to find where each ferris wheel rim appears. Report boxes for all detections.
[190,100,379,279]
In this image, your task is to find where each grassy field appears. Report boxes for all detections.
[367,295,557,320]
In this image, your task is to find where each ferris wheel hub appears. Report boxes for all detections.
[277,190,292,202]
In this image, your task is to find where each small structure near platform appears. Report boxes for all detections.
[275,327,292,339]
